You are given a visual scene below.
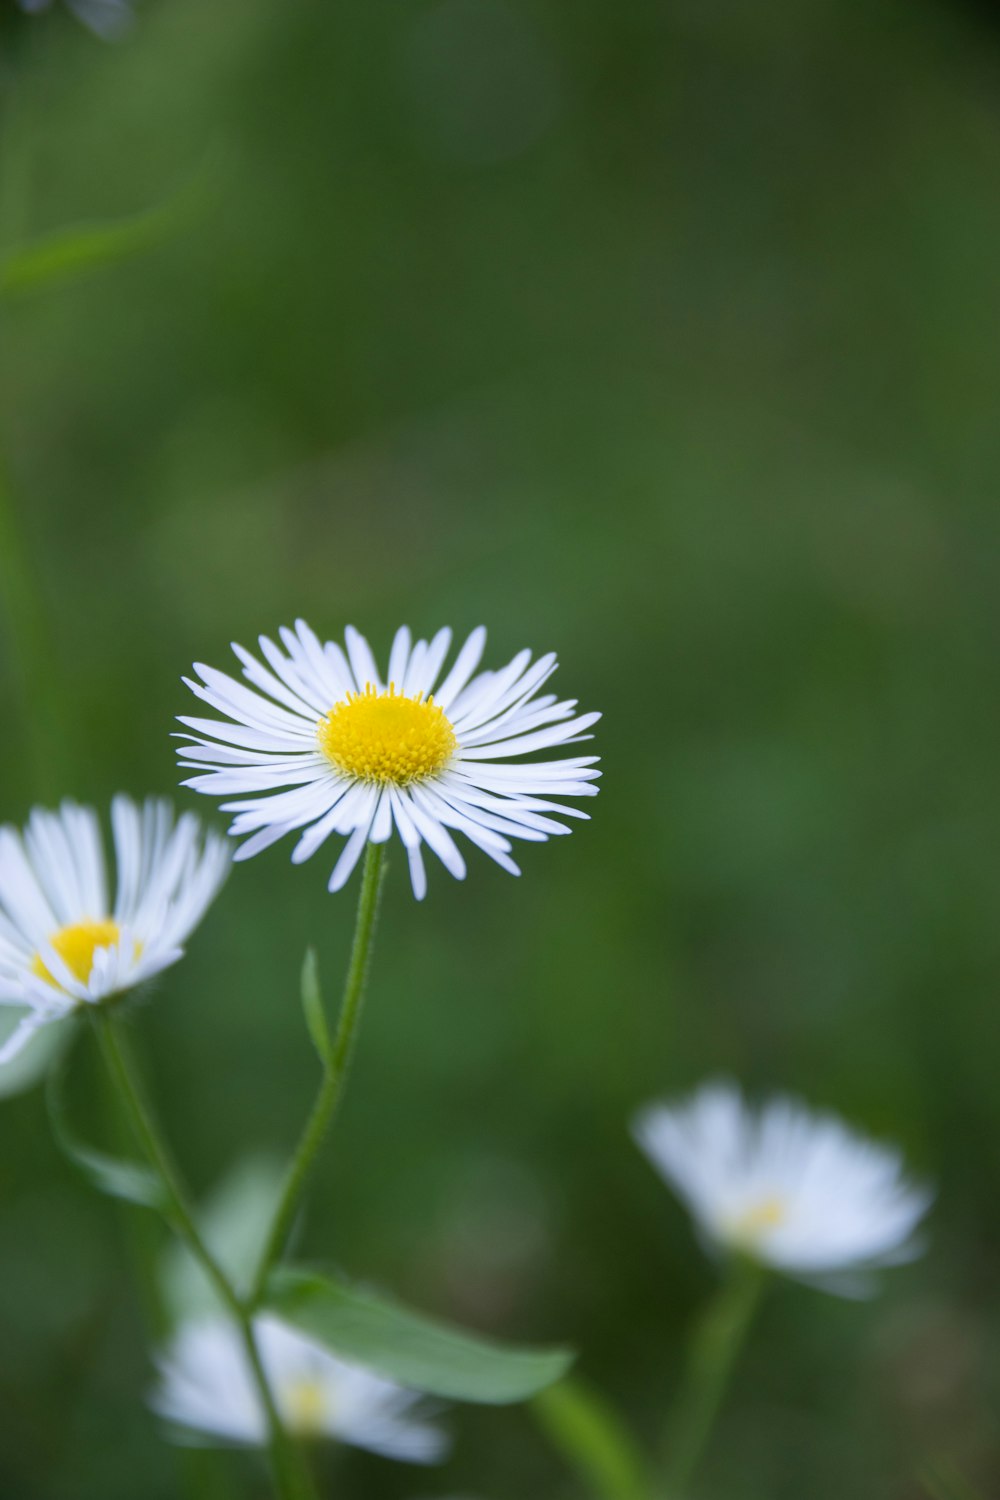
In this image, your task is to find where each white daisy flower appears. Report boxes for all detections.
[633,1082,931,1296]
[153,1314,448,1463]
[0,797,229,1066]
[176,622,601,899]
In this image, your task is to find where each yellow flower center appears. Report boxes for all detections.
[283,1377,328,1436]
[317,683,457,785]
[31,919,127,990]
[727,1194,788,1245]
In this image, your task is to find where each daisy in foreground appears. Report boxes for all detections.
[153,1315,447,1463]
[633,1081,932,1296]
[0,798,229,1066]
[177,622,600,898]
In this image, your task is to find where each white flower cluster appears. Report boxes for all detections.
[0,608,936,1487]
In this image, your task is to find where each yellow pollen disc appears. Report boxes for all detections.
[283,1377,328,1436]
[728,1194,788,1243]
[31,919,127,990]
[317,682,457,786]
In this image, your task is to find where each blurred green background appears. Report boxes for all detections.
[1,0,999,1495]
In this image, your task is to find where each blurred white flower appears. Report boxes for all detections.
[633,1081,932,1296]
[177,621,600,899]
[0,797,228,1065]
[153,1315,448,1462]
[17,0,132,41]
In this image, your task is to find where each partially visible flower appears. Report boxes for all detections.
[153,1315,448,1463]
[17,0,132,38]
[633,1081,931,1296]
[0,797,228,1066]
[177,621,601,899]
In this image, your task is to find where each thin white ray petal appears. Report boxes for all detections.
[232,642,323,720]
[448,647,532,725]
[344,626,382,694]
[177,717,315,753]
[433,626,487,710]
[407,843,427,900]
[0,1013,48,1065]
[259,634,332,715]
[459,712,601,760]
[452,653,558,734]
[328,822,373,893]
[416,626,453,696]
[189,663,312,733]
[291,786,362,864]
[387,625,412,689]
[369,789,393,844]
[293,619,355,702]
[397,792,466,880]
[401,639,428,697]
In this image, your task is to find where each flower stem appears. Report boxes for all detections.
[94,1013,317,1500]
[662,1258,764,1497]
[250,840,386,1305]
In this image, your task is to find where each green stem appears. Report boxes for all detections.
[94,1013,317,1500]
[663,1258,764,1498]
[533,1377,653,1500]
[250,840,386,1305]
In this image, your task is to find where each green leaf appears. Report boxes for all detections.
[0,159,213,299]
[0,1012,71,1099]
[533,1378,651,1500]
[300,948,331,1066]
[264,1266,574,1404]
[161,1154,286,1321]
[46,1036,167,1210]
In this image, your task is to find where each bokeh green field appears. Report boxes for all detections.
[2,0,1000,1495]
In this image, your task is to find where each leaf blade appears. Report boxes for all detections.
[46,1035,167,1211]
[0,154,216,299]
[265,1267,574,1404]
[300,948,331,1066]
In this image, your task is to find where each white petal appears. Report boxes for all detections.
[433,626,487,710]
[344,626,382,694]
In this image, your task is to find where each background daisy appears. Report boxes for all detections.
[633,1081,932,1296]
[0,797,229,1065]
[153,1314,448,1463]
[177,622,600,898]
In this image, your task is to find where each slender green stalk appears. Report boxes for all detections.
[94,1013,317,1500]
[663,1258,764,1497]
[250,841,386,1305]
[533,1377,653,1500]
